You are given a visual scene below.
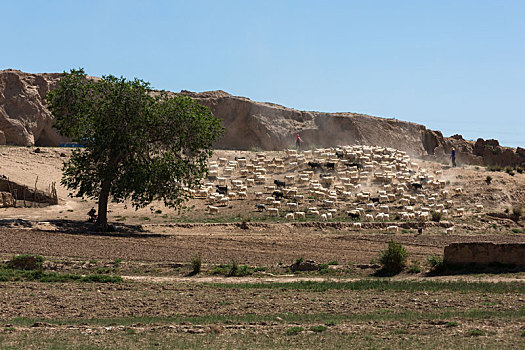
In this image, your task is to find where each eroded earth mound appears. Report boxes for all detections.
[1,69,524,166]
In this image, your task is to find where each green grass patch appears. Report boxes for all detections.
[466,328,485,336]
[207,280,525,294]
[310,325,328,333]
[285,326,304,335]
[0,268,122,283]
[3,308,525,328]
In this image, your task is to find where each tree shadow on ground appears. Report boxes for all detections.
[0,218,166,238]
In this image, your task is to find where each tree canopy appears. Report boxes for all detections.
[47,69,224,230]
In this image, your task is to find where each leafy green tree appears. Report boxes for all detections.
[47,69,223,230]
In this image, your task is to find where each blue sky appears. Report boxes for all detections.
[2,0,524,147]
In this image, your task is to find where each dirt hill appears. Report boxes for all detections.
[1,69,524,166]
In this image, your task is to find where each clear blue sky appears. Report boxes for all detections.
[2,0,524,147]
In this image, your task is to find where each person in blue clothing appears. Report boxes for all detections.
[451,147,457,167]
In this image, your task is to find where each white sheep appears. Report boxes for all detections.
[208,205,219,214]
[386,225,398,233]
[295,211,306,219]
[268,208,279,216]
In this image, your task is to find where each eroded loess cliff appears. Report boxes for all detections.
[0,69,65,146]
[0,69,523,166]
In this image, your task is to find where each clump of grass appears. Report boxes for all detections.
[512,206,522,219]
[446,321,459,327]
[310,325,328,333]
[407,261,421,274]
[191,255,202,275]
[228,260,239,277]
[0,268,122,283]
[113,258,122,267]
[140,216,151,221]
[431,211,442,222]
[7,254,44,271]
[211,264,230,275]
[487,165,502,172]
[285,326,304,335]
[327,260,339,265]
[427,255,445,273]
[378,241,407,275]
[485,175,492,184]
[226,260,252,277]
[505,166,515,176]
[466,328,485,337]
[487,165,500,172]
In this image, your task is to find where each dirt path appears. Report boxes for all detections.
[122,274,525,284]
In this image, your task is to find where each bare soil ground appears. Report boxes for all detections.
[0,146,524,349]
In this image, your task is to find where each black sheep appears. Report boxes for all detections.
[272,190,284,199]
[216,185,228,195]
[308,161,321,170]
[273,179,286,188]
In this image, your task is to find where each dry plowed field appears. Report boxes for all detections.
[0,146,524,349]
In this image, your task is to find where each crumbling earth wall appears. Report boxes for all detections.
[444,242,525,266]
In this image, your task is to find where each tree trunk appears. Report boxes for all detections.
[96,181,111,231]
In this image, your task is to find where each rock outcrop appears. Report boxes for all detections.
[1,69,523,166]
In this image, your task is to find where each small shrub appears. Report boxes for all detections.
[228,260,239,277]
[295,257,304,265]
[285,326,304,335]
[512,206,522,218]
[485,175,492,184]
[191,255,202,275]
[431,211,442,222]
[505,166,515,176]
[379,241,408,274]
[487,165,502,172]
[516,166,524,174]
[310,325,328,333]
[113,258,122,267]
[7,254,44,271]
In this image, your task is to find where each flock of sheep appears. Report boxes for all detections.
[189,145,477,232]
